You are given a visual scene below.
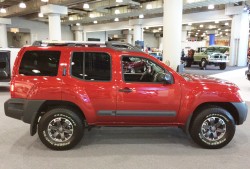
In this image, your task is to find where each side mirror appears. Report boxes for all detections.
[157,72,173,84]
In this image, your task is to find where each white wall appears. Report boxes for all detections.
[8,17,73,44]
[144,32,159,48]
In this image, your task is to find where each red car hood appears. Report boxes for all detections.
[182,73,237,87]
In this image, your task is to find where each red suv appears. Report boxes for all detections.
[4,41,248,150]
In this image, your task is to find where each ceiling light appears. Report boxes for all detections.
[139,14,144,19]
[197,30,200,32]
[208,4,214,9]
[76,23,80,26]
[218,28,221,30]
[83,3,90,9]
[199,24,204,28]
[38,12,44,17]
[225,29,229,32]
[69,17,74,21]
[114,18,119,22]
[158,27,162,31]
[146,4,152,9]
[116,0,123,2]
[19,2,26,8]
[115,9,120,14]
[145,27,149,29]
[41,0,49,2]
[0,7,6,13]
[225,22,229,26]
[93,20,98,24]
[215,21,219,24]
[188,23,192,26]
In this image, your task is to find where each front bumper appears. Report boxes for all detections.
[231,102,248,125]
[208,59,229,63]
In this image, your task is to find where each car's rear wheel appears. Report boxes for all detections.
[219,63,226,70]
[38,107,84,150]
[190,106,235,149]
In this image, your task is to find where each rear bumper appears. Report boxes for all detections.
[231,102,248,125]
[4,99,45,124]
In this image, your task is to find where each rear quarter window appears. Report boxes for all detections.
[19,51,60,76]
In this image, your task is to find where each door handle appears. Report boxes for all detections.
[119,87,133,93]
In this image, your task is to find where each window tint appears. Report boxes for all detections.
[122,56,164,83]
[19,51,60,76]
[71,52,111,81]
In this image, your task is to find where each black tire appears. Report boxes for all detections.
[219,63,226,70]
[190,107,235,149]
[247,74,250,81]
[200,59,207,70]
[38,107,84,150]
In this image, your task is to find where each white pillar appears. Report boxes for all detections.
[0,18,11,48]
[0,24,8,48]
[133,24,143,45]
[84,32,87,41]
[127,34,132,44]
[41,4,68,41]
[74,30,83,41]
[48,14,61,40]
[229,13,249,66]
[163,0,183,71]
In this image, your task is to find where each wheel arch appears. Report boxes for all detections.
[30,100,86,136]
[184,102,239,135]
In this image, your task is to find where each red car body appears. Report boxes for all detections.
[4,45,247,150]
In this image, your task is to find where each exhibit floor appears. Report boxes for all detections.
[0,66,249,169]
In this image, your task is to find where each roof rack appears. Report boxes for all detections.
[32,40,142,52]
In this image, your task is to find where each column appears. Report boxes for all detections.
[229,12,249,66]
[209,34,215,46]
[41,4,68,41]
[0,18,11,48]
[72,26,84,41]
[133,24,143,45]
[163,0,183,71]
[127,34,132,44]
[74,31,83,41]
[84,32,87,41]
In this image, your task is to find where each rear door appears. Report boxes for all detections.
[61,50,117,124]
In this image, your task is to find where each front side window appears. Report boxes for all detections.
[122,56,165,83]
[71,52,111,81]
[19,51,60,76]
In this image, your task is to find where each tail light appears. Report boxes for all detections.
[10,80,15,98]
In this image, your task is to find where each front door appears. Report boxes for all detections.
[116,56,181,125]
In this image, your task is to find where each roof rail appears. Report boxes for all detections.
[32,40,143,52]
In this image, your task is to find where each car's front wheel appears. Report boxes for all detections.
[200,59,207,70]
[38,107,84,150]
[219,63,226,70]
[190,106,235,149]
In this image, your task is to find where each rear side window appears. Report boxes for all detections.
[19,51,60,76]
[71,52,111,81]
